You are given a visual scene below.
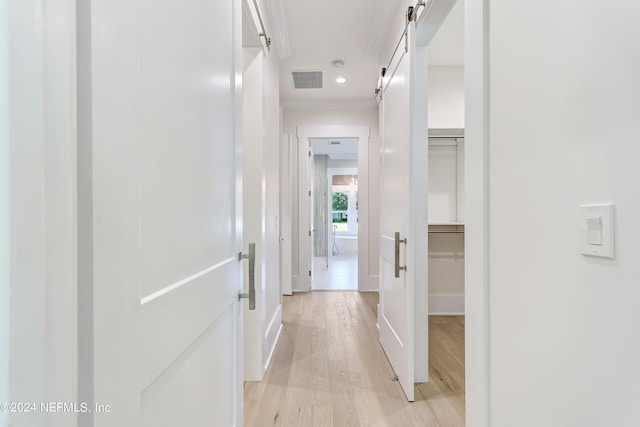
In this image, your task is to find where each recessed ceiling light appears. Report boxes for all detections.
[336,76,347,84]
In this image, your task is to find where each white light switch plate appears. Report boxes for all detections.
[580,203,614,258]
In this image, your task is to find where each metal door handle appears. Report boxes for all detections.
[395,232,407,278]
[238,242,256,310]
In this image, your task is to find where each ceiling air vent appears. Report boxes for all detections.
[291,71,323,89]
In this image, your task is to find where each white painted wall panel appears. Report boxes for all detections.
[428,230,464,315]
[428,145,458,222]
[428,233,464,297]
[427,66,464,129]
[490,1,640,426]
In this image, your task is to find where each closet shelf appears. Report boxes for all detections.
[428,223,465,234]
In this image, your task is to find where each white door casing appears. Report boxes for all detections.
[294,125,372,292]
[86,0,244,425]
[4,2,80,427]
[378,12,429,402]
[464,0,491,425]
[280,134,293,296]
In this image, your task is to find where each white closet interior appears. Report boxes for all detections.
[428,129,465,315]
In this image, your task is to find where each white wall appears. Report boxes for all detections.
[489,1,640,426]
[429,145,459,221]
[428,229,464,314]
[283,108,380,291]
[328,159,358,168]
[428,66,464,129]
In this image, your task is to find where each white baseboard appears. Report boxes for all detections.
[263,305,282,372]
[358,274,379,292]
[429,293,465,316]
[292,275,310,292]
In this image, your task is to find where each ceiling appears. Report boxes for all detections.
[277,0,464,108]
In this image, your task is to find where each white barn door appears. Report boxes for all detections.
[86,0,244,425]
[378,10,429,401]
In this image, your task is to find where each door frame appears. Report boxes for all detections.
[294,125,375,292]
[280,133,294,295]
[462,0,490,426]
[415,0,490,423]
[4,2,80,426]
[0,0,7,413]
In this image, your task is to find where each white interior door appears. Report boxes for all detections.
[295,135,312,290]
[378,15,429,402]
[242,47,264,382]
[87,0,243,425]
[308,147,315,285]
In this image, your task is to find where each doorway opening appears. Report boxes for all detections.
[309,138,358,290]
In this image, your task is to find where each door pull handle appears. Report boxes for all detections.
[238,242,256,310]
[395,232,407,278]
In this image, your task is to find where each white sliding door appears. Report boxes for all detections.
[378,12,429,402]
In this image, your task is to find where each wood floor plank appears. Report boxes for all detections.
[244,291,465,426]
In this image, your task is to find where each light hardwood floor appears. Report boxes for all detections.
[244,291,465,426]
[312,255,358,290]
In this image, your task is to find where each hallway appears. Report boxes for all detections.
[312,254,358,291]
[244,292,465,426]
